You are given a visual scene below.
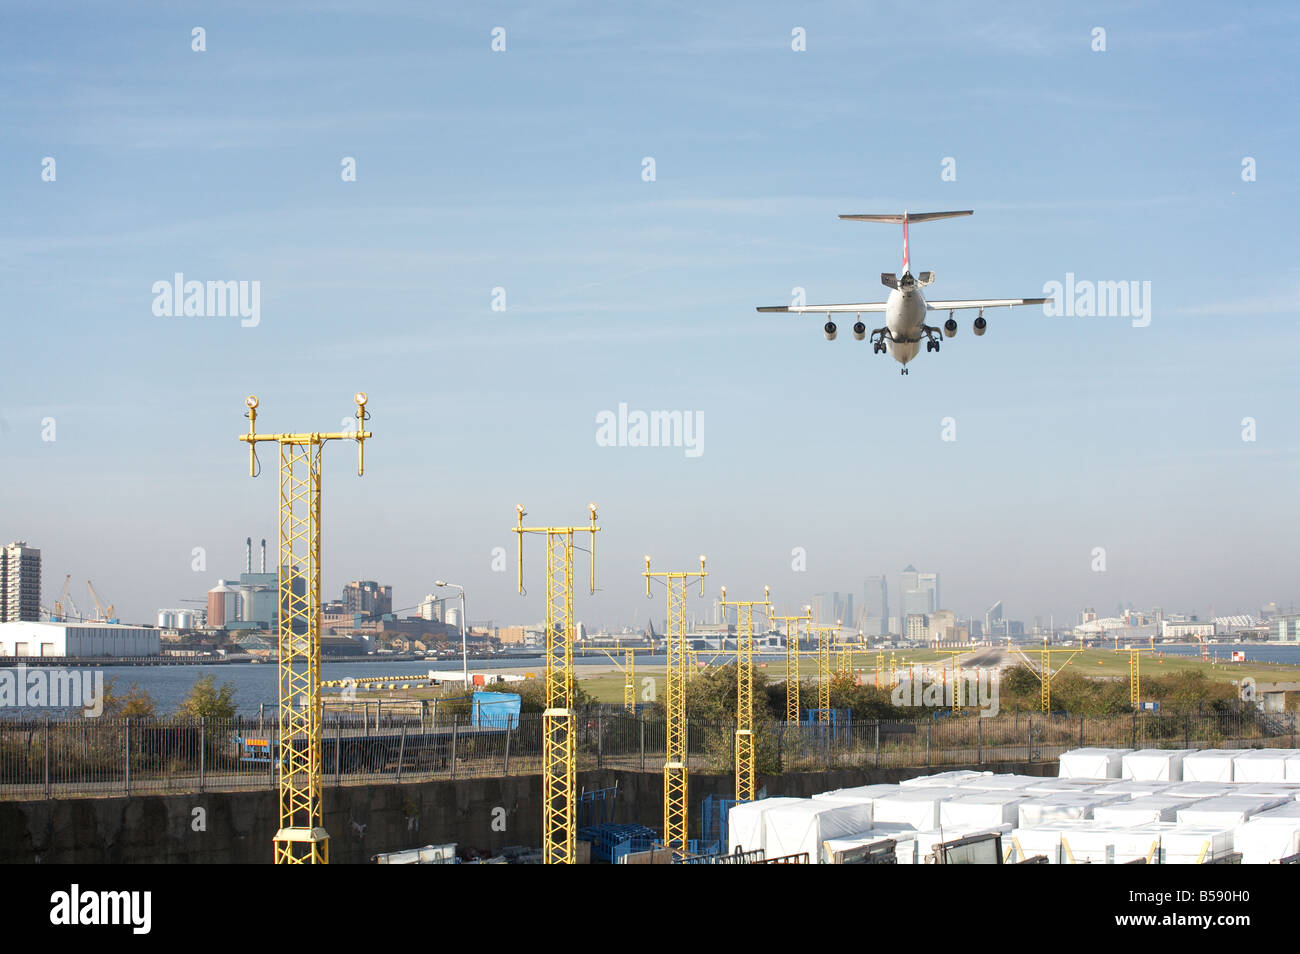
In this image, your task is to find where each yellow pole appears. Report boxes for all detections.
[238,392,371,865]
[514,503,599,864]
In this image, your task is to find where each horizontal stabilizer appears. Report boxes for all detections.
[839,211,973,224]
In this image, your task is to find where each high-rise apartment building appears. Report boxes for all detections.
[1,541,42,623]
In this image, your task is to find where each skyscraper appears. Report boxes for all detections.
[1,541,42,623]
[900,565,939,617]
[863,575,888,636]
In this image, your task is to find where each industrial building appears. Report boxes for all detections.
[0,621,160,658]
[344,580,392,618]
[0,541,41,623]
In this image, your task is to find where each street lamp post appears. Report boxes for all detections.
[435,581,468,689]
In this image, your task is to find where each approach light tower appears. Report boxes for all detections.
[514,504,599,864]
[808,622,842,723]
[719,585,771,802]
[770,607,813,724]
[643,556,707,852]
[239,392,371,864]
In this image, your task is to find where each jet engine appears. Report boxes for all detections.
[973,315,987,337]
[943,318,958,338]
[824,321,837,341]
[852,321,867,341]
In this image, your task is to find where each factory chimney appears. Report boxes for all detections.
[245,537,252,574]
[260,538,267,574]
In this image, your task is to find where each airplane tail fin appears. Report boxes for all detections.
[839,210,973,274]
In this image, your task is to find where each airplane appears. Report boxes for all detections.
[757,210,1050,374]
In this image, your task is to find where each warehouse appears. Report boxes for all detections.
[0,621,160,658]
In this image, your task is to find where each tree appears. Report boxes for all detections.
[101,678,158,718]
[176,674,237,719]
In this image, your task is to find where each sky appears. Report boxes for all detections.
[2,1,1298,631]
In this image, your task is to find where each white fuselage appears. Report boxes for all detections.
[884,284,928,366]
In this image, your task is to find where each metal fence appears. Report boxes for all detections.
[1,704,1295,800]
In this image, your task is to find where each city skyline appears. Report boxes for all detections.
[5,534,1287,636]
[2,3,1297,630]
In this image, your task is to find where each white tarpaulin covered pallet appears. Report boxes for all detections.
[1094,795,1208,825]
[1017,792,1126,827]
[1233,802,1300,864]
[1182,749,1249,782]
[870,787,967,829]
[1095,780,1174,799]
[1121,748,1197,782]
[1057,748,1131,779]
[940,792,1029,828]
[899,770,992,788]
[1231,749,1300,782]
[761,800,874,863]
[1009,821,1234,864]
[1174,795,1288,827]
[727,797,804,854]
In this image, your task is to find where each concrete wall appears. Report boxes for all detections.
[0,760,1055,864]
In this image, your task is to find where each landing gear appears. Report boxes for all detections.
[922,324,943,352]
[900,367,909,375]
[925,339,941,353]
[869,327,892,354]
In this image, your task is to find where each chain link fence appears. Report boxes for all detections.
[2,704,1294,800]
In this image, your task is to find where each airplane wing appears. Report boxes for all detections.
[757,303,889,314]
[925,298,1050,311]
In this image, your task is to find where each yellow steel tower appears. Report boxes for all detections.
[719,585,770,802]
[1114,647,1152,708]
[809,622,840,723]
[1014,640,1081,712]
[239,392,371,864]
[593,645,637,712]
[643,556,707,851]
[771,607,812,724]
[514,503,599,865]
[935,649,972,712]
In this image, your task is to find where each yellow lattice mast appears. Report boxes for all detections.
[1014,639,1081,712]
[875,648,885,688]
[809,622,840,723]
[934,649,973,711]
[838,634,858,680]
[514,503,599,865]
[624,648,635,711]
[239,392,371,865]
[719,585,770,802]
[1114,646,1152,708]
[595,645,638,713]
[771,607,812,724]
[643,556,707,852]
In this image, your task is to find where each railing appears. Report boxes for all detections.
[1,704,1293,800]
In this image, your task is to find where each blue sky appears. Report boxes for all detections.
[2,1,1298,629]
